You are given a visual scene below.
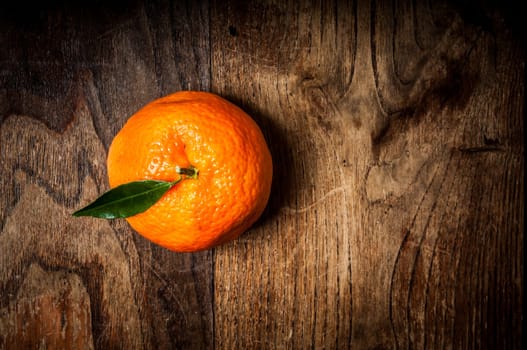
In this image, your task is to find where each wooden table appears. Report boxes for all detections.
[1,1,523,348]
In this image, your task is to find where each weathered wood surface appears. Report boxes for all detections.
[0,0,523,349]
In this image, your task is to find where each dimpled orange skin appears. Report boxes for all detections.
[107,91,273,252]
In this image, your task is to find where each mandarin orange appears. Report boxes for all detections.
[106,91,272,252]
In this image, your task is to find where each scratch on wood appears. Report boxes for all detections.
[280,186,347,214]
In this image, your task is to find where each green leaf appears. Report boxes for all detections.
[72,180,179,219]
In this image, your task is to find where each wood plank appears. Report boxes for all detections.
[1,1,213,348]
[211,1,356,348]
[210,0,523,348]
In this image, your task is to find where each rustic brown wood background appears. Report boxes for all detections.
[0,0,523,349]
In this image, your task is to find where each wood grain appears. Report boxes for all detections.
[210,0,523,348]
[1,1,213,349]
[1,0,523,349]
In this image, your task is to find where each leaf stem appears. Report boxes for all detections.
[176,165,199,179]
